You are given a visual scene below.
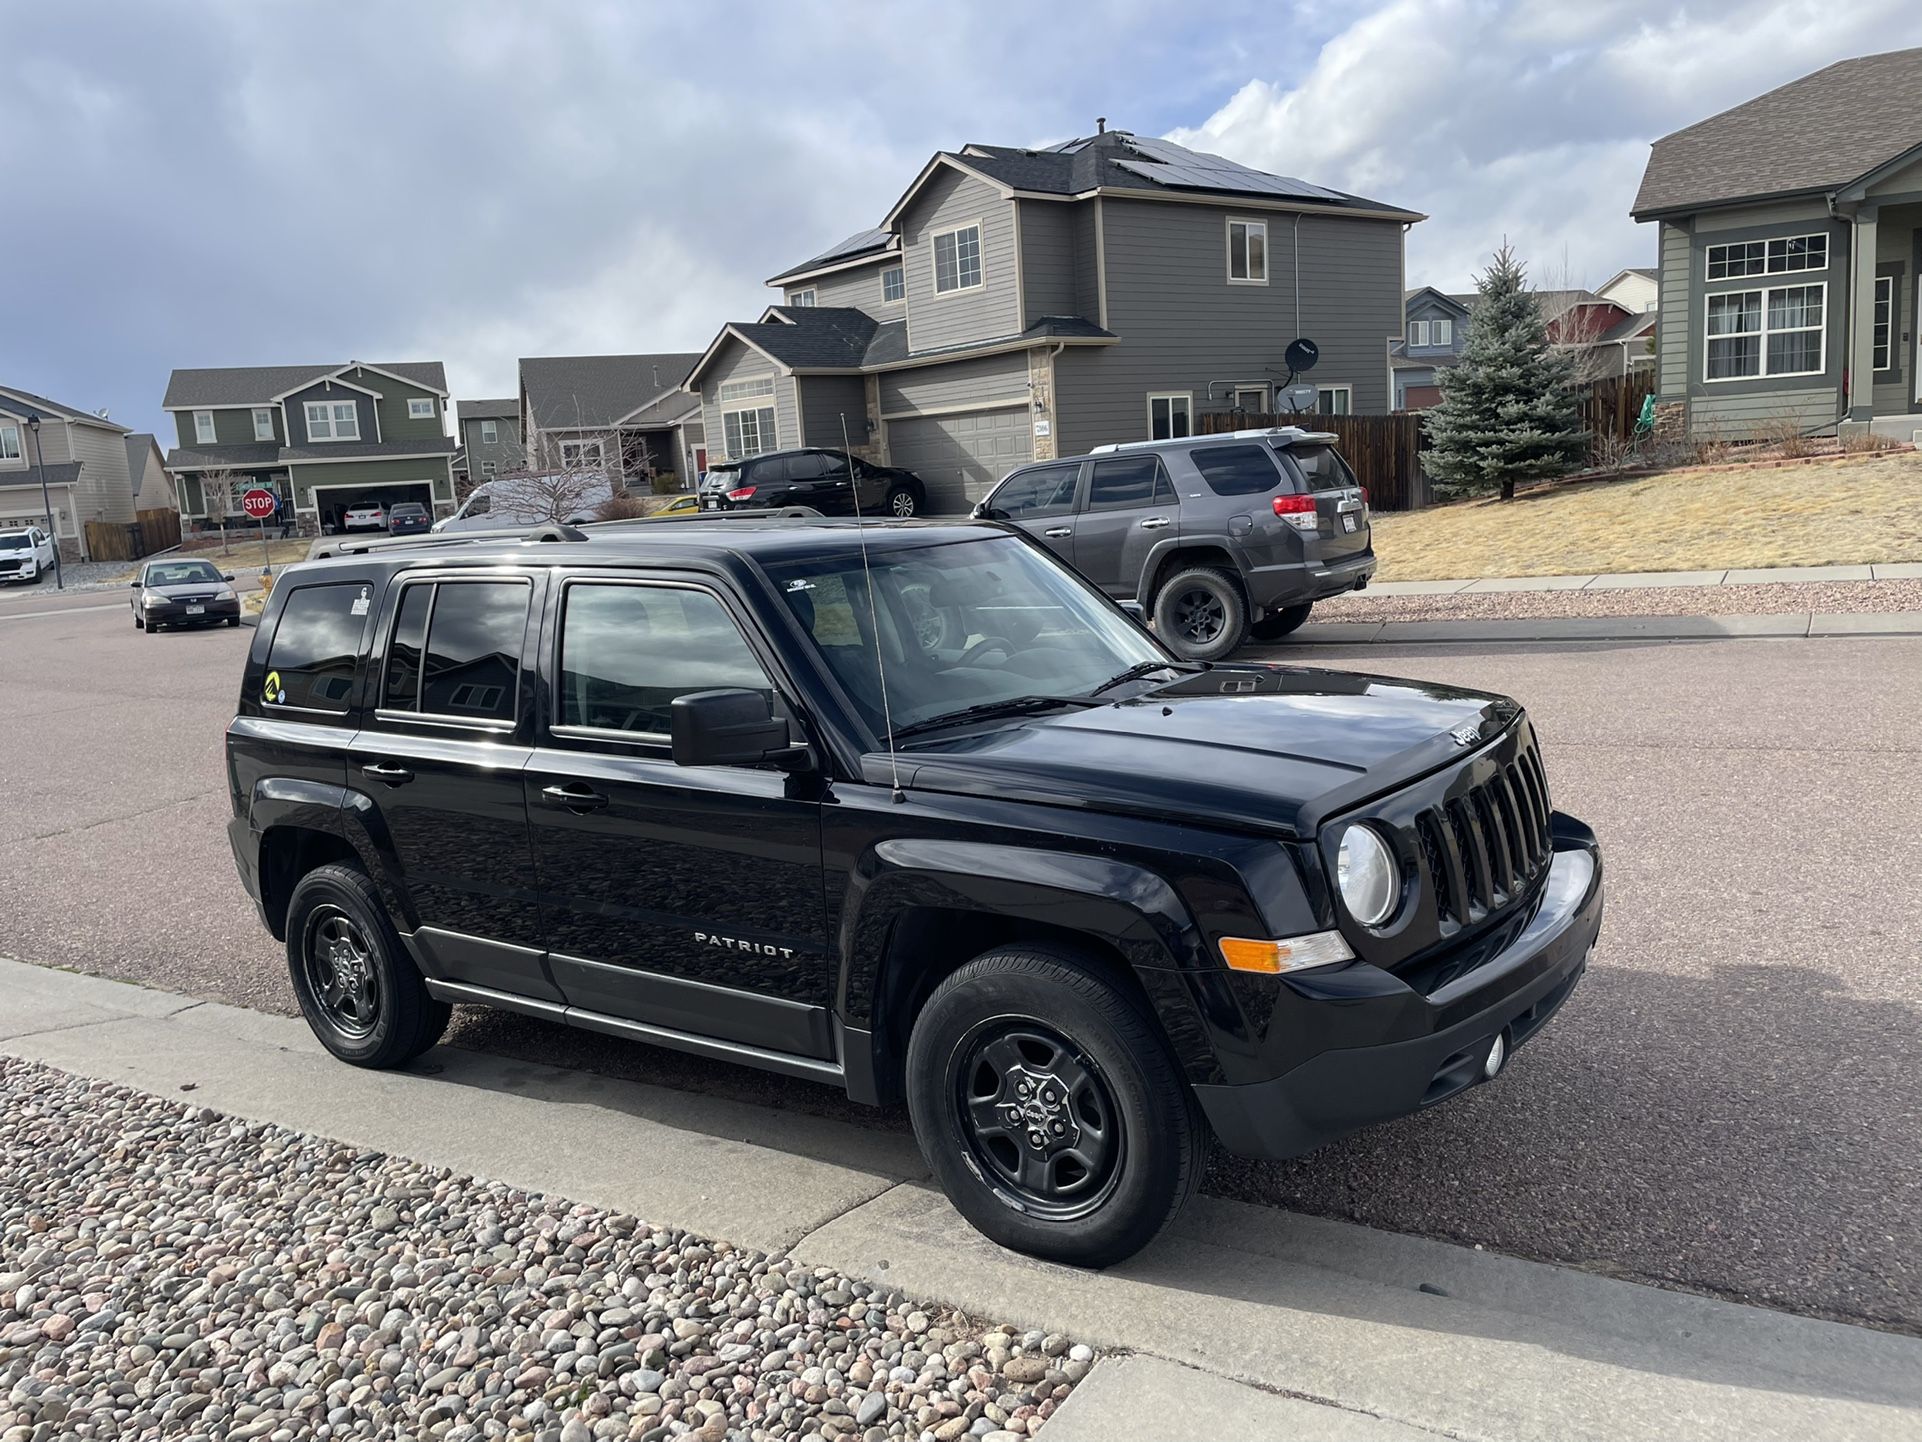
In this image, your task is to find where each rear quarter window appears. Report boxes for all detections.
[263,582,373,713]
[1187,444,1285,497]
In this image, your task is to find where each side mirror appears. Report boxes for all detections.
[1119,599,1145,621]
[128,579,141,589]
[222,573,235,582]
[671,689,807,769]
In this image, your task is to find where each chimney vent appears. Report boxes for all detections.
[1096,117,1106,134]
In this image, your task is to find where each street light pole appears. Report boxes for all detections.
[25,412,62,590]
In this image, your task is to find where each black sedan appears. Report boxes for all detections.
[130,558,242,633]
[704,449,927,517]
[387,501,434,535]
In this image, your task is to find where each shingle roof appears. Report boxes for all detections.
[1633,47,1922,216]
[0,384,128,430]
[124,433,161,478]
[1598,312,1656,346]
[521,354,703,430]
[0,461,82,488]
[162,363,448,408]
[621,389,702,428]
[768,228,897,283]
[457,397,519,421]
[277,438,457,463]
[730,309,878,370]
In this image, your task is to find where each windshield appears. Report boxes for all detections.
[145,561,224,586]
[391,503,427,516]
[764,533,1167,740]
[0,532,29,551]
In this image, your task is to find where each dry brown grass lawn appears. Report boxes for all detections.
[1371,451,1922,580]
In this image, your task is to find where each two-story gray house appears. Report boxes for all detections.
[683,127,1421,511]
[0,383,137,559]
[452,398,525,488]
[519,354,706,490]
[1633,46,1922,441]
[163,362,456,533]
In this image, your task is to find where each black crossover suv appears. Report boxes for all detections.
[704,449,927,518]
[226,515,1602,1265]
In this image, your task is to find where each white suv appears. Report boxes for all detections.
[0,526,57,584]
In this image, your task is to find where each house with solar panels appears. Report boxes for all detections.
[683,126,1422,513]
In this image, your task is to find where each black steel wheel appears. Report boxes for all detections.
[906,944,1203,1267]
[285,863,449,1068]
[1151,566,1247,662]
[952,1021,1123,1221]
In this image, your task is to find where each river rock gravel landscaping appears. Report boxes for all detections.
[0,1058,1090,1441]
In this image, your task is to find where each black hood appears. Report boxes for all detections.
[883,662,1520,838]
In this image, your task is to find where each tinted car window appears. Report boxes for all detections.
[990,465,1080,518]
[1189,444,1284,497]
[381,582,432,710]
[1086,456,1170,510]
[558,583,772,739]
[1283,444,1357,494]
[418,580,529,722]
[784,453,829,481]
[264,583,369,713]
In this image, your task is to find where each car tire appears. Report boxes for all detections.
[1152,566,1248,662]
[886,485,920,519]
[285,862,450,1069]
[133,612,142,629]
[226,616,241,627]
[905,944,1203,1268]
[1249,602,1313,641]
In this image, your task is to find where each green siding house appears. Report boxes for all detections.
[162,361,456,532]
[1633,47,1922,443]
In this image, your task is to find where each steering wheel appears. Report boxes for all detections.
[956,635,1015,668]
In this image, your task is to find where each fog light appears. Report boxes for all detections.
[1483,1033,1506,1079]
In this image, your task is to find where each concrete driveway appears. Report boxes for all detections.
[2,595,1918,1332]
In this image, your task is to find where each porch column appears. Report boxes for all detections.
[1848,207,1879,420]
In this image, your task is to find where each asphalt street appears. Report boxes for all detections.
[3,585,1918,1332]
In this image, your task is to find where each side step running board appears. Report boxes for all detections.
[423,977,846,1086]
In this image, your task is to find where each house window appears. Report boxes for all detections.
[0,424,20,461]
[1705,233,1827,281]
[1147,393,1192,440]
[560,439,605,469]
[723,406,777,458]
[1408,320,1430,347]
[1432,319,1453,346]
[305,400,361,441]
[252,407,275,441]
[1873,275,1894,372]
[480,419,498,444]
[194,410,217,444]
[1232,386,1268,412]
[791,289,817,307]
[407,397,436,419]
[717,376,776,403]
[932,224,983,293]
[1316,385,1353,415]
[882,265,905,302]
[1704,283,1825,380]
[1227,219,1268,284]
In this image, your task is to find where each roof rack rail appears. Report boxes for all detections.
[1089,425,1331,455]
[580,505,826,527]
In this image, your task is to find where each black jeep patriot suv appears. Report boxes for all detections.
[227,516,1602,1266]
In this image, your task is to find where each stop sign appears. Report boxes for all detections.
[241,488,277,520]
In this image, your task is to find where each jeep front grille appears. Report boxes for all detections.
[1417,736,1552,929]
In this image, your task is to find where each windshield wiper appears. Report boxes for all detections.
[893,693,1099,741]
[1087,659,1189,696]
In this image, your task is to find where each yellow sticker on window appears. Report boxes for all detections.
[263,670,284,705]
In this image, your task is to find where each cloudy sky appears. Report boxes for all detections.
[5,0,1918,442]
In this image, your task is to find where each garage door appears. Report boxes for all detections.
[886,406,1033,515]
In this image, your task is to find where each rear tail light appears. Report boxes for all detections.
[1271,493,1319,532]
[727,486,757,502]
[1359,485,1370,508]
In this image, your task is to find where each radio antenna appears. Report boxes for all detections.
[841,413,905,803]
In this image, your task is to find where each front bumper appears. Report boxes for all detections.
[1194,824,1603,1160]
[144,597,241,624]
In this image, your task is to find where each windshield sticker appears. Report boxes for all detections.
[262,670,285,705]
[785,579,815,592]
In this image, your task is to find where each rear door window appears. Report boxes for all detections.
[989,464,1081,518]
[380,577,531,724]
[556,582,774,741]
[1086,456,1172,511]
[264,582,372,714]
[784,453,829,481]
[1188,444,1284,497]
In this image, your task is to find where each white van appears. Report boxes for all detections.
[435,471,623,533]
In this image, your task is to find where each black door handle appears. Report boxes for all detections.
[361,761,414,786]
[541,783,609,812]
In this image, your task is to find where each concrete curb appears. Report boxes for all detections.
[1370,561,1922,596]
[1279,611,1922,646]
[3,957,1918,1442]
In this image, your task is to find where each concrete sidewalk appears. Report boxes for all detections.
[1372,561,1922,596]
[1283,610,1922,647]
[5,957,1920,1441]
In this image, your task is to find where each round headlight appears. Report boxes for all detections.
[1336,825,1399,926]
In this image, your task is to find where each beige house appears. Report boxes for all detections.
[0,383,137,560]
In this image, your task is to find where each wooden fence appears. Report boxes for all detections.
[82,508,184,563]
[1198,411,1430,510]
[1576,371,1657,455]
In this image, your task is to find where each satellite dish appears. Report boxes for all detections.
[1279,383,1319,414]
[1284,338,1320,373]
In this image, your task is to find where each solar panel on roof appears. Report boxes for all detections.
[1114,137,1347,202]
[806,227,892,266]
